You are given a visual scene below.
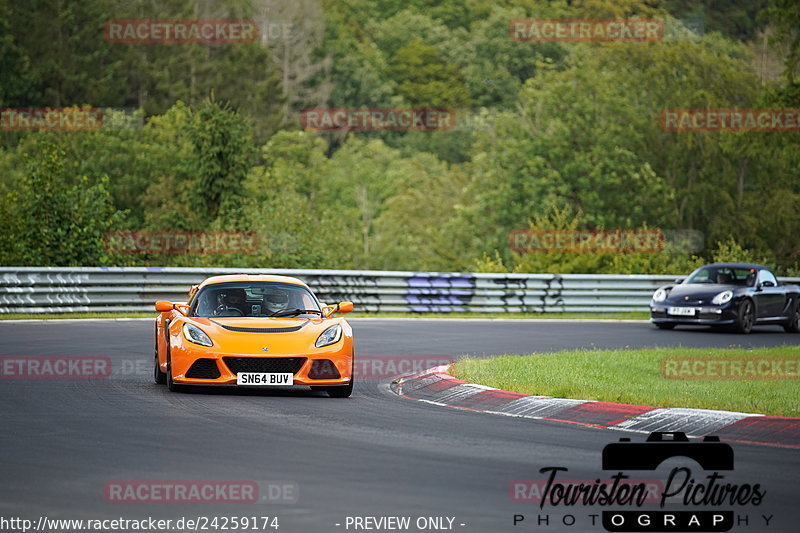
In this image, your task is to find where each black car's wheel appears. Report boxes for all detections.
[784,305,800,333]
[655,323,675,330]
[734,299,755,334]
[326,380,353,398]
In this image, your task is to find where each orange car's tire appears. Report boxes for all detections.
[326,380,353,398]
[154,354,167,384]
[165,338,186,392]
[154,324,167,384]
[167,356,178,391]
[167,361,185,392]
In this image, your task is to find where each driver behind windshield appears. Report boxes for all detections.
[263,288,290,315]
[215,288,248,316]
[716,272,732,284]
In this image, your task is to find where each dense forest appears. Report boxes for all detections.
[1,0,798,274]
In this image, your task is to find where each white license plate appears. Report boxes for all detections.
[667,307,696,316]
[236,373,293,386]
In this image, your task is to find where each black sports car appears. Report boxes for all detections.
[650,263,800,333]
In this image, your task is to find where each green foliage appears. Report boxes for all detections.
[710,238,767,265]
[760,0,800,83]
[479,204,704,275]
[0,142,123,265]
[663,0,769,42]
[187,98,257,221]
[237,130,350,268]
[388,39,471,108]
[0,1,797,276]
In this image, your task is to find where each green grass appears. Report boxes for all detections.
[0,311,650,320]
[450,346,800,417]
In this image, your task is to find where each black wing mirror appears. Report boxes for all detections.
[674,277,684,284]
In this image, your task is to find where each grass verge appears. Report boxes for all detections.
[0,311,650,320]
[450,346,800,417]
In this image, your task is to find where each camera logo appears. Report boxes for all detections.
[602,432,734,471]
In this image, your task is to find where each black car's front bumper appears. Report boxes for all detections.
[650,302,736,325]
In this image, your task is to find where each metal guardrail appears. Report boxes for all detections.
[1,267,798,314]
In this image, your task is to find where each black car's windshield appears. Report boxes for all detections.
[190,282,321,318]
[685,267,757,286]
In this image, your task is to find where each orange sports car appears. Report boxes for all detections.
[153,274,354,397]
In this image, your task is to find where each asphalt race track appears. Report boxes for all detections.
[1,319,798,533]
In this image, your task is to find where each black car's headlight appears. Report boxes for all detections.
[652,288,668,302]
[315,324,342,348]
[711,290,733,305]
[182,323,213,347]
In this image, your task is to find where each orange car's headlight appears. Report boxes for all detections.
[315,324,342,348]
[182,323,214,347]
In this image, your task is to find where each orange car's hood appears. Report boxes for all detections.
[187,316,339,355]
[202,316,315,330]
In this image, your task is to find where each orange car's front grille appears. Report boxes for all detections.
[222,357,307,375]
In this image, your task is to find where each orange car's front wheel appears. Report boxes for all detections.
[164,329,190,392]
[154,324,167,384]
[154,353,167,384]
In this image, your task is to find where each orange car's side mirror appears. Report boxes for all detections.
[322,302,354,317]
[155,301,174,312]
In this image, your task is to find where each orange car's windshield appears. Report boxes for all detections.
[190,282,321,318]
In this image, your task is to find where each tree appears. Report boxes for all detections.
[0,141,123,265]
[389,39,471,108]
[254,0,333,115]
[187,98,257,222]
